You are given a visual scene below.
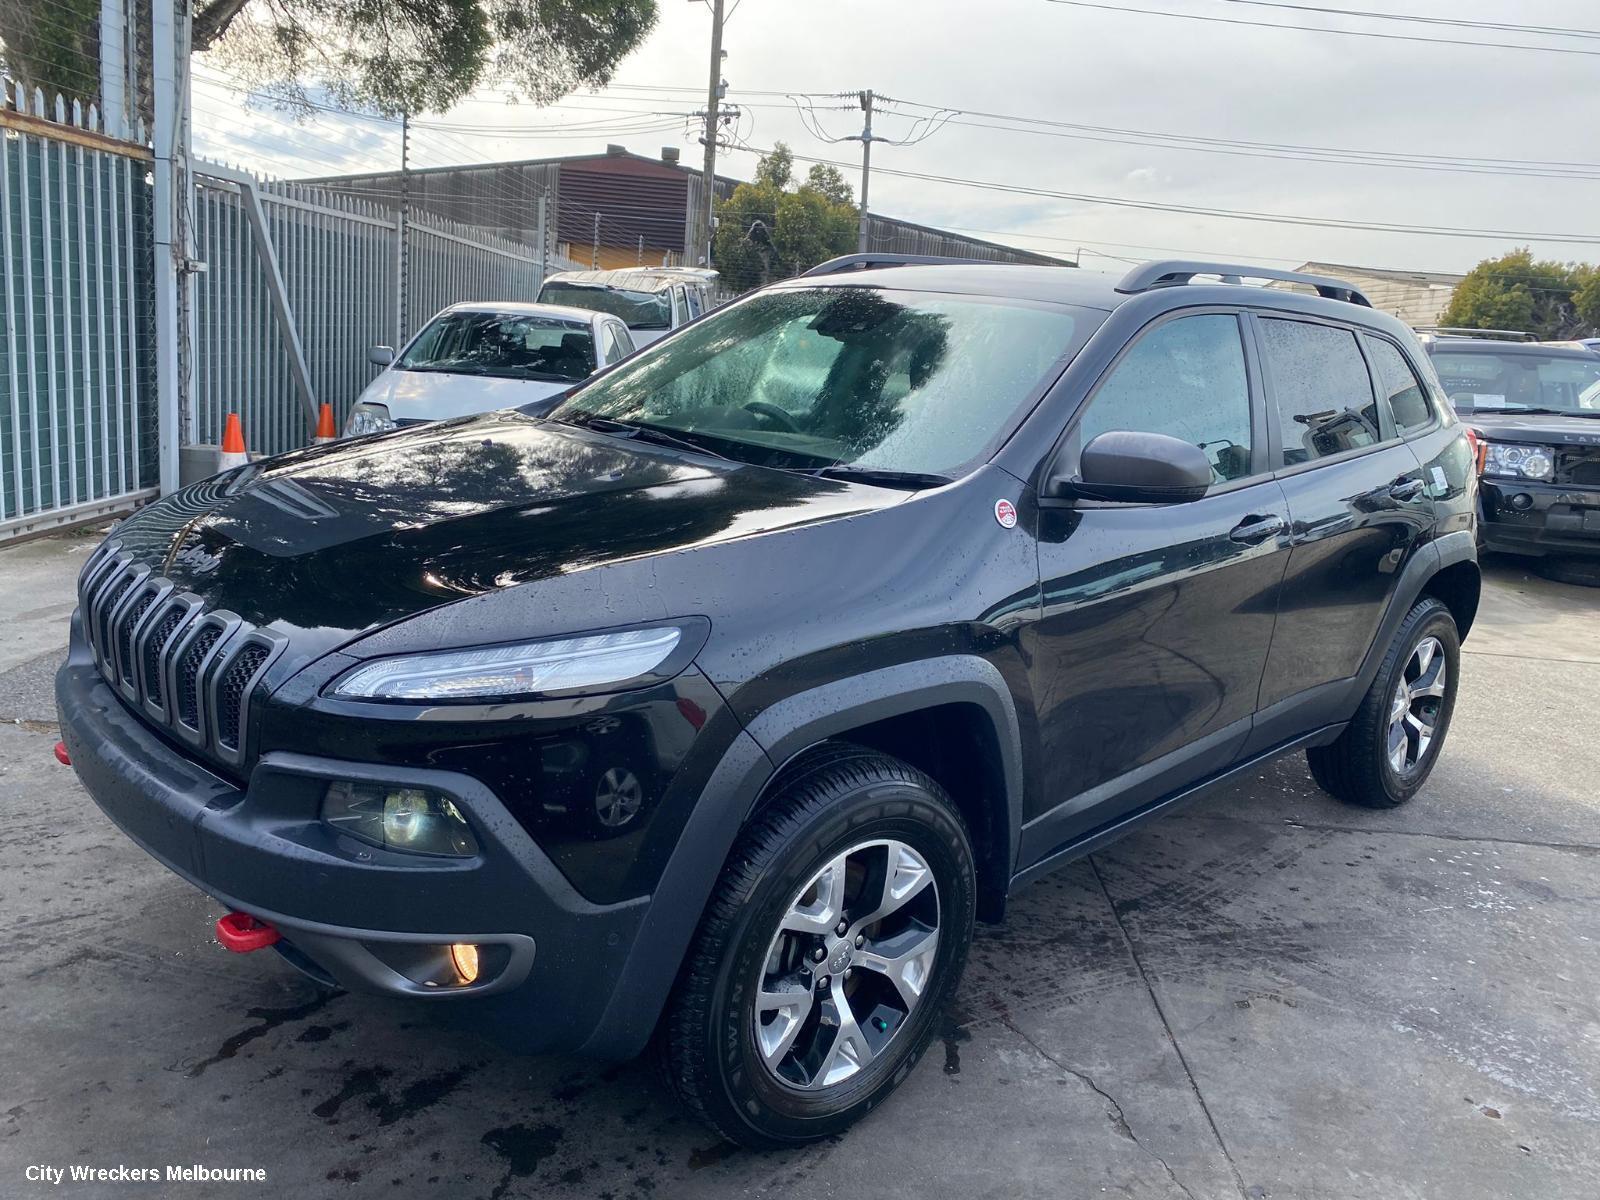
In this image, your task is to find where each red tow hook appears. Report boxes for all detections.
[53,741,71,765]
[216,912,281,953]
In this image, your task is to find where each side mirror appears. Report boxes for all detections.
[1047,430,1213,504]
[368,345,395,367]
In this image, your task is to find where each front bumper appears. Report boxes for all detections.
[56,644,650,1050]
[1479,480,1600,557]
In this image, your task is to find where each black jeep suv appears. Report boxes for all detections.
[1422,336,1600,570]
[58,256,1478,1147]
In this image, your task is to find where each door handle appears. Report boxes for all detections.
[1388,479,1426,502]
[1229,514,1287,544]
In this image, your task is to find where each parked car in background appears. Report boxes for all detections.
[344,303,637,435]
[538,267,718,347]
[1577,338,1600,355]
[1423,336,1600,572]
[59,255,1478,1149]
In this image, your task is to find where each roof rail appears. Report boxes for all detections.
[1414,326,1535,342]
[1116,260,1373,308]
[800,252,1002,278]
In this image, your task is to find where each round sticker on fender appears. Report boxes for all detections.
[994,498,1018,529]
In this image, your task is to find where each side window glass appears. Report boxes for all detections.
[685,288,703,318]
[1260,319,1381,466]
[1078,313,1254,483]
[613,324,636,357]
[1367,338,1434,434]
[599,326,619,363]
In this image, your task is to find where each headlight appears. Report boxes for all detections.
[343,402,396,437]
[1482,442,1554,482]
[330,626,684,702]
[322,781,479,856]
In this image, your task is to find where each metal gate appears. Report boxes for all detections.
[0,85,157,541]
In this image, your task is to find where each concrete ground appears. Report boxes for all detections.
[2,534,1597,1199]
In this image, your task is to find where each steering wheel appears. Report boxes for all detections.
[743,401,801,433]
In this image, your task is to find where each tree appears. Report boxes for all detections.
[713,143,858,292]
[1439,249,1598,340]
[3,0,658,117]
[804,163,854,207]
[0,0,101,100]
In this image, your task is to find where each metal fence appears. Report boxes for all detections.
[190,170,547,457]
[0,85,157,540]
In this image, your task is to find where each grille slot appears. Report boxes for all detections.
[176,626,223,730]
[216,643,271,750]
[1558,446,1600,488]
[142,605,188,708]
[117,589,160,684]
[78,548,280,766]
[95,575,136,663]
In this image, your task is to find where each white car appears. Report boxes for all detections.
[537,268,718,348]
[344,302,638,436]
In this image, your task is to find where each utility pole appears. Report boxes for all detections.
[396,111,410,345]
[855,89,874,254]
[696,0,726,267]
[592,212,601,268]
[151,0,191,493]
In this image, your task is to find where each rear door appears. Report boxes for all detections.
[1247,314,1433,752]
[1021,309,1293,862]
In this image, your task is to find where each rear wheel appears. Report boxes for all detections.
[660,747,975,1147]
[1307,596,1459,808]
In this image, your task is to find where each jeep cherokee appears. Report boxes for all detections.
[57,255,1479,1147]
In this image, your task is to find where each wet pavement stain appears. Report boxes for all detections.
[183,992,341,1078]
[481,1122,563,1200]
[311,1063,475,1126]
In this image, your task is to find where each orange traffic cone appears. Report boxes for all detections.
[218,412,249,472]
[313,402,337,444]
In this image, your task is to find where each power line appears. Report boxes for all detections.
[1215,0,1600,40]
[727,141,1600,247]
[1043,0,1600,57]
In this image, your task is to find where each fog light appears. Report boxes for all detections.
[449,943,480,985]
[322,781,479,857]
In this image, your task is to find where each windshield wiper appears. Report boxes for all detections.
[567,415,734,461]
[407,363,487,375]
[1471,405,1597,417]
[803,465,953,490]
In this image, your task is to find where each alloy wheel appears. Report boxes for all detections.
[1388,635,1447,774]
[754,839,940,1090]
[594,767,644,828]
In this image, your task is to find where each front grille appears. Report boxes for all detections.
[1556,445,1600,488]
[77,544,281,766]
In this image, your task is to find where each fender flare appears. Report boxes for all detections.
[577,656,1025,1059]
[1355,529,1477,699]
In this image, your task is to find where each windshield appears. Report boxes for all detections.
[399,312,595,382]
[539,283,672,330]
[1432,350,1600,415]
[550,286,1088,476]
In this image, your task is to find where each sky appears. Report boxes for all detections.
[188,0,1600,276]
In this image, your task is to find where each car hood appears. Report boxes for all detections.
[1461,410,1600,446]
[105,411,902,650]
[363,368,574,421]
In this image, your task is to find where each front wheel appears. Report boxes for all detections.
[1307,596,1460,808]
[660,747,976,1147]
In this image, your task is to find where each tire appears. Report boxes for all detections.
[660,746,976,1148]
[1306,596,1460,809]
[1535,555,1600,588]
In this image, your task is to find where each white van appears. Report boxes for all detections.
[537,268,719,348]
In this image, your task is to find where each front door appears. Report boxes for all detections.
[1021,311,1292,864]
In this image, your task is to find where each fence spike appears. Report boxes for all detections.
[71,98,83,127]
